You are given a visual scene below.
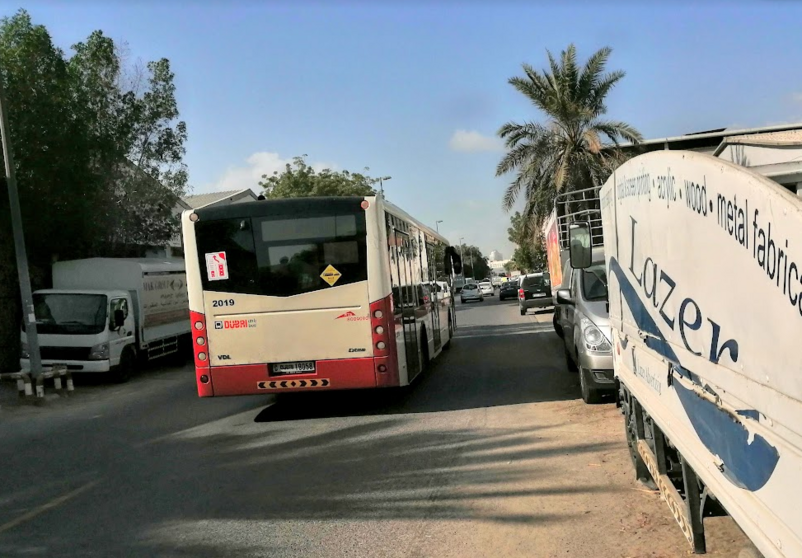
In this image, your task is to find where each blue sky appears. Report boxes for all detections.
[13,1,802,257]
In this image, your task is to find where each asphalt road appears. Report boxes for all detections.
[0,295,749,557]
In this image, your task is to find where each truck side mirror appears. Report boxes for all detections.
[114,309,125,329]
[568,222,592,269]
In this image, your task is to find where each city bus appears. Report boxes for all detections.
[181,195,463,397]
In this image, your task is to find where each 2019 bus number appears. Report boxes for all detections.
[212,299,235,307]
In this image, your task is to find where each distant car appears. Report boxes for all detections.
[460,283,484,303]
[499,280,519,300]
[518,273,552,315]
[478,282,494,296]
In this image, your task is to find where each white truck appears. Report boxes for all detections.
[21,258,190,382]
[567,151,802,557]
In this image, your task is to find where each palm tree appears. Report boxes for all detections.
[496,44,642,229]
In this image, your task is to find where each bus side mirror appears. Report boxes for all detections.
[444,246,463,275]
[568,222,592,269]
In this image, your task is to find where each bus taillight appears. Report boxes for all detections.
[370,297,392,358]
[190,310,214,396]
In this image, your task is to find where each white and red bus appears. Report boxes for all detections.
[181,195,463,397]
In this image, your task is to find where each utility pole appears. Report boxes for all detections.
[0,78,42,377]
[435,220,443,233]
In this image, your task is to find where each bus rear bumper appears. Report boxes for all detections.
[200,357,387,397]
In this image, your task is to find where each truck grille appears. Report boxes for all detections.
[39,346,92,361]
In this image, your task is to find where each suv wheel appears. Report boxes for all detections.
[579,367,603,404]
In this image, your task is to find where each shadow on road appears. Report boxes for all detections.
[123,417,619,557]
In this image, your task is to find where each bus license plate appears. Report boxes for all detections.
[272,361,316,375]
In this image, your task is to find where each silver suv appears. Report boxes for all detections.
[555,247,614,404]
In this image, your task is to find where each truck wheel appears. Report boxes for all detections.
[579,367,603,404]
[112,347,137,383]
[623,393,655,488]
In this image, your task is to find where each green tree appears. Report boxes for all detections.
[68,30,188,250]
[507,211,547,273]
[496,44,641,229]
[260,155,378,198]
[458,244,490,280]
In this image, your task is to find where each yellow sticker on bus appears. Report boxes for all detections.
[320,265,342,287]
[257,379,331,389]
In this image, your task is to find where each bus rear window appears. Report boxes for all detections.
[195,208,368,297]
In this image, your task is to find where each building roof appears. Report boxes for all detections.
[182,189,257,209]
[610,122,802,155]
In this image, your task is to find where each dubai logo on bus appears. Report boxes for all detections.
[215,318,257,330]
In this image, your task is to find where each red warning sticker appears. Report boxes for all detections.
[205,252,229,281]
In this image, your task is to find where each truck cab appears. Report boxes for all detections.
[21,289,136,378]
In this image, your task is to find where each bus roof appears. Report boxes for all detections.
[188,195,452,246]
[376,195,450,245]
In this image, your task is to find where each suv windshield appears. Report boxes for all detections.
[521,275,546,290]
[27,293,108,335]
[195,200,368,297]
[582,263,608,301]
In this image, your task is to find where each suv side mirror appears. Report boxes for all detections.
[556,289,574,305]
[568,221,592,269]
[113,309,125,329]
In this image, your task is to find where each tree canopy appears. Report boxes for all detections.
[507,211,546,273]
[0,9,188,369]
[496,44,641,229]
[259,155,378,199]
[457,244,491,280]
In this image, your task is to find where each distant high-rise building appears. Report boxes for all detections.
[489,250,503,262]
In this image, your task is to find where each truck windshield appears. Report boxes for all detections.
[582,263,608,301]
[195,205,368,297]
[27,293,108,335]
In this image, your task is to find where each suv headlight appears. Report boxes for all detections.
[21,341,29,359]
[88,342,110,361]
[580,316,611,353]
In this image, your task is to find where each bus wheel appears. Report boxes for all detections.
[112,347,137,383]
[420,328,430,369]
[443,317,453,350]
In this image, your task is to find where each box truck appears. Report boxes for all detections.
[568,151,802,557]
[21,258,190,382]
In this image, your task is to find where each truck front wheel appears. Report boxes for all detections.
[112,347,137,383]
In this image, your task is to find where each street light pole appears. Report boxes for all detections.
[458,237,465,278]
[0,77,42,378]
[435,220,443,233]
[378,176,392,197]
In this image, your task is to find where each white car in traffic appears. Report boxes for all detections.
[478,282,494,296]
